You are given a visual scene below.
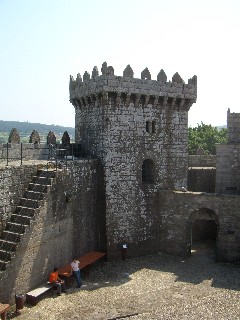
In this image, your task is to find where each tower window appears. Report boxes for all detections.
[142,159,155,184]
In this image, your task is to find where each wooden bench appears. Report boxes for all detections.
[26,251,106,305]
[0,303,10,320]
[26,284,52,306]
[58,251,106,285]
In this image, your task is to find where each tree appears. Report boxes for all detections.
[188,122,227,155]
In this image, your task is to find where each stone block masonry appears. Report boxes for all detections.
[0,165,38,232]
[0,160,105,303]
[70,62,197,258]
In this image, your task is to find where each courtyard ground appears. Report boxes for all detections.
[7,244,240,320]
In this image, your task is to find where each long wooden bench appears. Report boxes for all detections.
[0,304,10,320]
[26,251,106,305]
[26,284,52,306]
[58,251,106,283]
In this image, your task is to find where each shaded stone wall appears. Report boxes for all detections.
[159,190,240,262]
[0,165,38,232]
[72,63,197,259]
[216,144,240,194]
[188,155,216,167]
[227,108,240,143]
[187,168,216,193]
[0,160,105,303]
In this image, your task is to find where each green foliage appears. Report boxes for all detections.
[188,122,227,155]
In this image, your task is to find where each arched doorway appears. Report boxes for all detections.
[187,208,218,257]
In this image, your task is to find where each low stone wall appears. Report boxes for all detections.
[0,143,50,162]
[188,155,216,167]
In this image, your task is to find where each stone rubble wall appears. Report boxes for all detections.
[0,165,38,232]
[227,109,240,143]
[188,155,216,167]
[187,168,216,193]
[0,160,105,303]
[216,144,240,194]
[159,190,240,262]
[0,143,50,162]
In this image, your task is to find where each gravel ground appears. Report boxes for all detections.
[7,244,240,320]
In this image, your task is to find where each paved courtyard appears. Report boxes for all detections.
[9,244,240,320]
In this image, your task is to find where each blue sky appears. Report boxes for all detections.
[0,0,239,128]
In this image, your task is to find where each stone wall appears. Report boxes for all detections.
[72,63,197,259]
[0,160,105,303]
[216,144,240,194]
[0,165,38,232]
[188,155,216,167]
[159,190,240,262]
[0,143,50,162]
[187,168,216,193]
[227,108,240,143]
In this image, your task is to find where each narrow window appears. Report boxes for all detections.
[152,121,156,133]
[142,159,155,184]
[146,121,150,133]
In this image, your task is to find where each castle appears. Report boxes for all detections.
[0,62,240,303]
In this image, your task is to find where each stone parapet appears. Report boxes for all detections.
[70,62,197,109]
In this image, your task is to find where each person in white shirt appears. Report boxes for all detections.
[71,258,82,288]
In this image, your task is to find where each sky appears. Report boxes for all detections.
[0,0,239,128]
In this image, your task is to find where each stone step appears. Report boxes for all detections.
[19,198,39,209]
[0,249,12,262]
[10,214,31,225]
[1,231,21,243]
[6,222,27,234]
[15,206,35,217]
[0,239,18,251]
[28,183,48,193]
[32,176,52,185]
[0,260,7,271]
[37,169,56,178]
[23,190,44,201]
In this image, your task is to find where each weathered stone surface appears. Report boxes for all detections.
[141,67,151,80]
[157,69,167,82]
[123,65,134,78]
[61,131,70,146]
[47,131,56,145]
[172,72,184,84]
[92,66,99,79]
[8,128,20,144]
[29,130,40,143]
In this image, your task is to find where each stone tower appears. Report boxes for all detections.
[70,62,197,257]
[216,109,240,194]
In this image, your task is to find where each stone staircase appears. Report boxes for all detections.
[0,169,56,271]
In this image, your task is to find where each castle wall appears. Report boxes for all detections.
[72,64,197,259]
[0,160,105,303]
[216,144,240,194]
[76,100,190,258]
[227,109,240,143]
[187,168,216,193]
[0,165,38,232]
[0,143,50,162]
[159,191,240,262]
[188,155,216,167]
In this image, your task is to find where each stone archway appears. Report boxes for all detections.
[187,208,219,257]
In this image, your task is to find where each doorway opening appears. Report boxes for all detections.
[188,208,218,257]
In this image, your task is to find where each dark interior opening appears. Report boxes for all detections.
[192,219,217,243]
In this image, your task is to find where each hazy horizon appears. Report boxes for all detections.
[1,0,239,128]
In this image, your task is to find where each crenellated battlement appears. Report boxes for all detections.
[70,62,197,110]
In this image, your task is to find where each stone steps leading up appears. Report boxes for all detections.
[0,168,56,271]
